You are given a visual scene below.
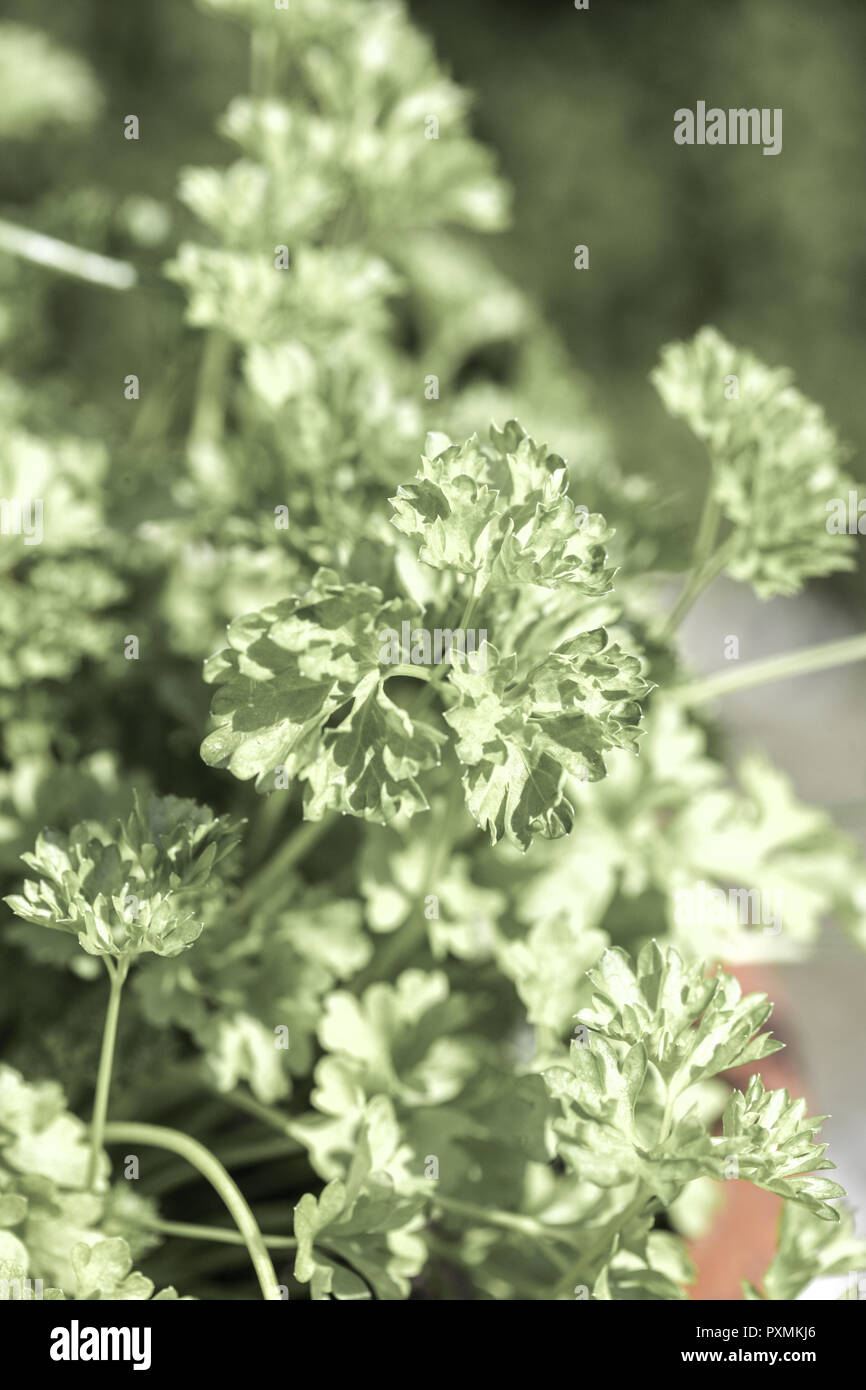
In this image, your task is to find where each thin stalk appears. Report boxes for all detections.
[386,663,434,683]
[672,632,866,708]
[246,793,292,870]
[0,216,137,290]
[233,813,337,916]
[220,1088,305,1144]
[215,1135,305,1168]
[658,478,721,642]
[691,491,722,575]
[87,957,129,1189]
[103,1121,282,1301]
[142,1217,297,1251]
[187,328,231,462]
[413,585,482,715]
[250,29,278,99]
[551,1186,652,1298]
[659,535,734,640]
[420,1189,583,1252]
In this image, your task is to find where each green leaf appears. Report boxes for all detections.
[445,632,651,850]
[761,1201,866,1301]
[547,944,842,1221]
[293,1100,427,1300]
[201,568,445,821]
[717,1077,845,1219]
[0,1065,97,1190]
[4,795,241,961]
[70,1238,189,1301]
[390,421,616,594]
[594,1228,695,1301]
[578,941,781,1087]
[199,1012,290,1104]
[652,327,856,598]
[0,23,101,138]
[498,914,607,1033]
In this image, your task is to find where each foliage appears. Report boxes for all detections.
[0,0,863,1303]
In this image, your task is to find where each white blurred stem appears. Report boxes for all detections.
[0,217,137,290]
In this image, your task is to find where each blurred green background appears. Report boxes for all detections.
[411,0,866,520]
[3,0,865,585]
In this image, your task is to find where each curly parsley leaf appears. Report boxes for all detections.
[390,421,616,594]
[652,327,856,598]
[751,1201,866,1300]
[547,944,841,1219]
[200,568,445,821]
[445,632,652,849]
[5,795,242,961]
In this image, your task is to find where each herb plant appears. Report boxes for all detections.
[1,0,865,1302]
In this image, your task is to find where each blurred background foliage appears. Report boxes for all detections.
[2,0,864,602]
[411,0,866,557]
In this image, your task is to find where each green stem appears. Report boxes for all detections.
[87,957,129,1189]
[660,536,734,640]
[215,1134,304,1168]
[420,1189,583,1252]
[220,1089,306,1144]
[142,1217,297,1250]
[250,29,278,98]
[386,663,434,683]
[103,1121,282,1301]
[551,1185,652,1298]
[691,491,722,575]
[246,793,291,870]
[144,1217,368,1296]
[0,216,137,290]
[672,632,866,708]
[414,585,482,714]
[187,328,231,461]
[233,813,336,916]
[659,475,721,643]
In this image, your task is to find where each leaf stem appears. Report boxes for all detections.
[219,1088,306,1144]
[233,812,337,916]
[103,1121,283,1300]
[420,1188,583,1252]
[87,957,129,1189]
[412,581,483,716]
[691,491,722,575]
[672,632,866,708]
[187,328,232,463]
[250,29,279,99]
[660,535,734,640]
[0,216,137,290]
[142,1216,297,1250]
[386,663,435,683]
[550,1185,652,1297]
